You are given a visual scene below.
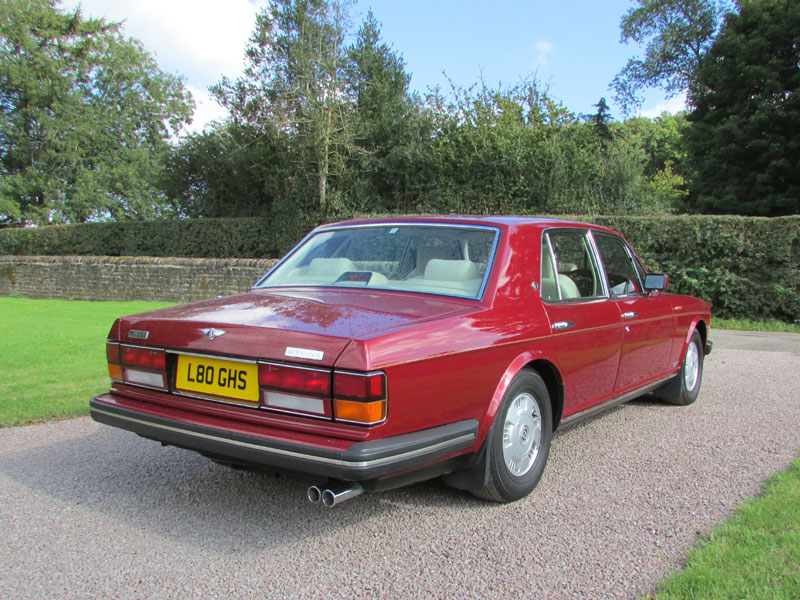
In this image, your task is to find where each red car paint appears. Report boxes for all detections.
[91,216,712,500]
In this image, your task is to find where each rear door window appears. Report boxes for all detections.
[593,233,645,297]
[541,230,605,302]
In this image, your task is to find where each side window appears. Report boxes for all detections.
[594,234,644,297]
[540,230,603,301]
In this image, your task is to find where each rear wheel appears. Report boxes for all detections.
[472,370,552,502]
[655,330,704,406]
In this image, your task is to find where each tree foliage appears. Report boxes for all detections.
[212,0,355,212]
[0,0,193,226]
[343,11,431,212]
[611,0,729,114]
[163,121,290,218]
[686,0,800,215]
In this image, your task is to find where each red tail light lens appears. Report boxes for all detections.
[114,344,168,390]
[106,342,121,364]
[121,345,167,371]
[258,363,331,397]
[333,371,386,401]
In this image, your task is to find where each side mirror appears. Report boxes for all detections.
[644,273,669,291]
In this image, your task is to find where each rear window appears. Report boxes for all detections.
[257,224,499,299]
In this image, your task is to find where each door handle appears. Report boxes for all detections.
[622,311,638,319]
[552,321,574,331]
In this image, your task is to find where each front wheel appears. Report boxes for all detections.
[655,330,704,406]
[472,370,553,502]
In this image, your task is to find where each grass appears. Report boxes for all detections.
[713,317,800,334]
[0,298,173,427]
[649,458,800,599]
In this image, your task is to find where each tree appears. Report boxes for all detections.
[686,0,800,216]
[611,0,731,114]
[343,11,430,211]
[212,0,355,212]
[616,112,690,210]
[163,121,290,218]
[0,0,193,226]
[589,97,614,145]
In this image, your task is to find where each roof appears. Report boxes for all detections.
[320,215,603,230]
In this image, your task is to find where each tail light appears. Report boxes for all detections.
[106,342,123,382]
[258,363,332,417]
[256,363,387,425]
[107,342,167,390]
[333,371,387,425]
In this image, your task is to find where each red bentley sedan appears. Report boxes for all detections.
[91,217,712,505]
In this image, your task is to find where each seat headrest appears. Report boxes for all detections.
[424,259,479,281]
[307,258,356,277]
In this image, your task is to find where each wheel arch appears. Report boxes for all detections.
[480,354,564,441]
[680,318,708,362]
[694,319,708,347]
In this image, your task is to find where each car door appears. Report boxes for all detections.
[540,229,623,417]
[592,232,675,393]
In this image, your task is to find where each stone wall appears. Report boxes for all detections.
[0,256,279,302]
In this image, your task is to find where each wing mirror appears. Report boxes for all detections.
[644,273,669,292]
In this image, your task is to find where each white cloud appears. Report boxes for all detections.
[65,0,261,129]
[640,94,688,118]
[534,40,555,66]
[183,85,229,135]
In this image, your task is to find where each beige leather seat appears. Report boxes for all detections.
[541,251,580,300]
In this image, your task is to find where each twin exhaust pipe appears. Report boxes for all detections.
[307,482,365,507]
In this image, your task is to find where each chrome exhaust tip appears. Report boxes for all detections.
[306,485,323,504]
[321,482,365,507]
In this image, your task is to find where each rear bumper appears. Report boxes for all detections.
[90,395,478,481]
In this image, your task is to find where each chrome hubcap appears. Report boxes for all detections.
[502,393,542,477]
[684,342,700,391]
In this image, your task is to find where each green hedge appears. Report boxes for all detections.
[590,216,800,324]
[1,215,798,322]
[0,216,321,259]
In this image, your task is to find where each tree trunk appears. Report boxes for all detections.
[318,150,328,213]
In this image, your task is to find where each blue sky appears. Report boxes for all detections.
[66,0,684,132]
[354,0,682,118]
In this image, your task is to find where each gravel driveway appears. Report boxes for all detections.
[1,330,798,599]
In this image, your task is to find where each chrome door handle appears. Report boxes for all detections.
[622,311,638,319]
[552,321,574,331]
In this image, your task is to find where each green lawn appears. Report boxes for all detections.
[650,459,800,599]
[713,317,800,334]
[0,298,173,427]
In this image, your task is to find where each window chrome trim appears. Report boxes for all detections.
[586,230,611,298]
[540,227,609,304]
[253,222,501,302]
[592,231,647,298]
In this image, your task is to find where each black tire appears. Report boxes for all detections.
[655,330,704,406]
[472,370,553,502]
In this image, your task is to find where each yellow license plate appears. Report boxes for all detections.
[175,355,259,404]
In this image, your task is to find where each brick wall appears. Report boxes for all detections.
[0,256,279,302]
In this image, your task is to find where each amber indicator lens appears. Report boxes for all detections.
[334,399,386,424]
[107,363,123,382]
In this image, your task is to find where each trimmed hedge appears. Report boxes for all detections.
[0,216,322,259]
[1,215,798,322]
